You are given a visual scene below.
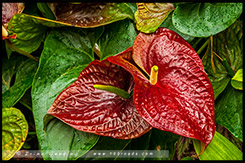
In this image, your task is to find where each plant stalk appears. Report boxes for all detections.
[19,100,32,111]
[192,37,203,50]
[28,131,36,135]
[210,36,216,73]
[6,40,39,62]
[222,58,235,77]
[197,39,209,55]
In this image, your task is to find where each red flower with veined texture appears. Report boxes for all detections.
[46,28,215,146]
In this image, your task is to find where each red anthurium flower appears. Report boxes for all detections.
[47,60,152,139]
[107,28,215,145]
[47,28,215,146]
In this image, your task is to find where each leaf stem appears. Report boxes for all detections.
[28,131,36,135]
[192,37,203,50]
[210,36,216,73]
[222,58,235,77]
[192,141,206,158]
[201,43,210,61]
[6,40,39,62]
[2,75,9,88]
[37,3,56,20]
[94,84,130,99]
[212,51,223,61]
[197,39,209,55]
[19,100,32,111]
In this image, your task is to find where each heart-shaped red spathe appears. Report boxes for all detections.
[47,60,152,139]
[107,28,215,145]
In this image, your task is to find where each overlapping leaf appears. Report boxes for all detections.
[108,28,215,145]
[215,84,243,142]
[7,11,103,54]
[172,3,243,37]
[32,27,103,160]
[231,69,243,90]
[2,54,26,94]
[97,19,137,60]
[48,3,134,28]
[2,107,28,160]
[135,3,174,33]
[6,3,133,52]
[201,21,243,141]
[37,3,56,20]
[46,60,151,139]
[159,12,194,43]
[7,14,47,53]
[202,21,243,99]
[193,131,242,160]
[2,58,38,108]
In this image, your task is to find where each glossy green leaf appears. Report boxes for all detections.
[135,3,174,33]
[2,107,28,160]
[159,12,194,43]
[2,54,26,94]
[127,3,137,14]
[80,137,131,160]
[231,69,243,90]
[215,84,243,142]
[216,124,243,151]
[97,19,137,60]
[48,3,133,28]
[32,27,103,160]
[5,41,13,59]
[202,21,243,99]
[193,131,242,160]
[2,58,38,108]
[37,3,56,20]
[45,118,99,160]
[7,12,77,55]
[7,13,48,53]
[172,3,243,37]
